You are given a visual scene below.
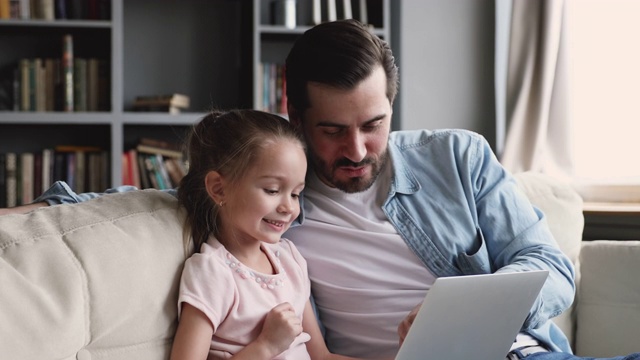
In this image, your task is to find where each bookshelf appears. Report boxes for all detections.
[253,0,391,114]
[0,0,391,206]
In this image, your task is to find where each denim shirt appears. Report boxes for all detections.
[35,129,575,353]
[376,129,575,352]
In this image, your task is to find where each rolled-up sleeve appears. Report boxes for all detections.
[34,181,142,205]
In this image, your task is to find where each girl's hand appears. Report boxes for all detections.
[397,302,422,347]
[256,302,302,356]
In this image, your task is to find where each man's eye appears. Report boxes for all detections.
[363,122,381,131]
[323,128,342,136]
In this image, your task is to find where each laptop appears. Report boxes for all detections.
[395,270,549,360]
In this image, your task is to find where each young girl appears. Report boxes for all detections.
[170,110,359,360]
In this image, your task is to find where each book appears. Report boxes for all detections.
[142,155,160,189]
[65,152,75,190]
[163,157,185,188]
[44,58,56,111]
[5,153,17,207]
[136,152,150,189]
[327,0,337,21]
[87,58,99,111]
[35,0,54,20]
[132,93,190,110]
[33,152,42,200]
[153,153,172,189]
[54,145,101,153]
[62,34,74,112]
[343,0,352,19]
[358,0,367,25]
[20,152,34,205]
[41,148,53,193]
[312,0,321,24]
[0,64,14,110]
[19,58,30,111]
[139,137,182,152]
[0,153,6,207]
[34,58,45,111]
[74,150,85,193]
[54,0,66,19]
[52,152,66,186]
[85,151,107,192]
[136,138,183,159]
[121,151,131,186]
[127,149,141,188]
[0,0,9,19]
[73,57,87,111]
[18,0,29,19]
[9,0,19,18]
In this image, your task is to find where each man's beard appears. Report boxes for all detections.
[310,150,389,193]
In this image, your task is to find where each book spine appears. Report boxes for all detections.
[73,57,87,112]
[20,59,30,111]
[41,148,53,193]
[0,0,10,19]
[18,0,29,19]
[33,152,42,199]
[28,59,36,111]
[54,0,65,19]
[0,153,6,207]
[62,34,74,112]
[36,0,54,19]
[5,153,17,207]
[20,152,34,205]
[327,0,336,21]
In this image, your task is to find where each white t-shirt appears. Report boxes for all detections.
[287,164,543,357]
[286,164,436,358]
[178,238,311,360]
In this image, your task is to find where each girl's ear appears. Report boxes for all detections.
[204,171,225,204]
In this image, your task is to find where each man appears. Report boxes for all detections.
[4,19,639,360]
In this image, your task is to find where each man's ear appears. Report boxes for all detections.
[204,170,225,204]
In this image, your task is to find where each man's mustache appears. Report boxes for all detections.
[334,158,374,168]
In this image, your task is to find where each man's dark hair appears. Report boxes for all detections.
[285,19,399,115]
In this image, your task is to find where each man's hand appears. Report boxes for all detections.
[0,202,48,216]
[397,302,422,347]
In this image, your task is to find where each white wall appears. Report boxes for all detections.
[394,0,496,147]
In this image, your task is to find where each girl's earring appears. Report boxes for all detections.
[219,200,225,207]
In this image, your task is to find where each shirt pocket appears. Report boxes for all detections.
[456,227,494,275]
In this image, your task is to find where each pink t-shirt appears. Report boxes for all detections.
[178,237,312,360]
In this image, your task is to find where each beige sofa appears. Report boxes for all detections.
[1,173,638,359]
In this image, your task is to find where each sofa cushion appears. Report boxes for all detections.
[513,171,584,349]
[576,240,640,357]
[0,190,186,360]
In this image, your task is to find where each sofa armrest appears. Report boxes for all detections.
[514,172,584,350]
[576,240,640,357]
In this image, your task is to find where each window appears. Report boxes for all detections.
[567,0,640,203]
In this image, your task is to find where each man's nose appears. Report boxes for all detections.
[342,131,366,163]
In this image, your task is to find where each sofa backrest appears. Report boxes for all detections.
[0,190,186,360]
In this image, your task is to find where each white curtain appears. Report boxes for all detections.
[495,0,572,178]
